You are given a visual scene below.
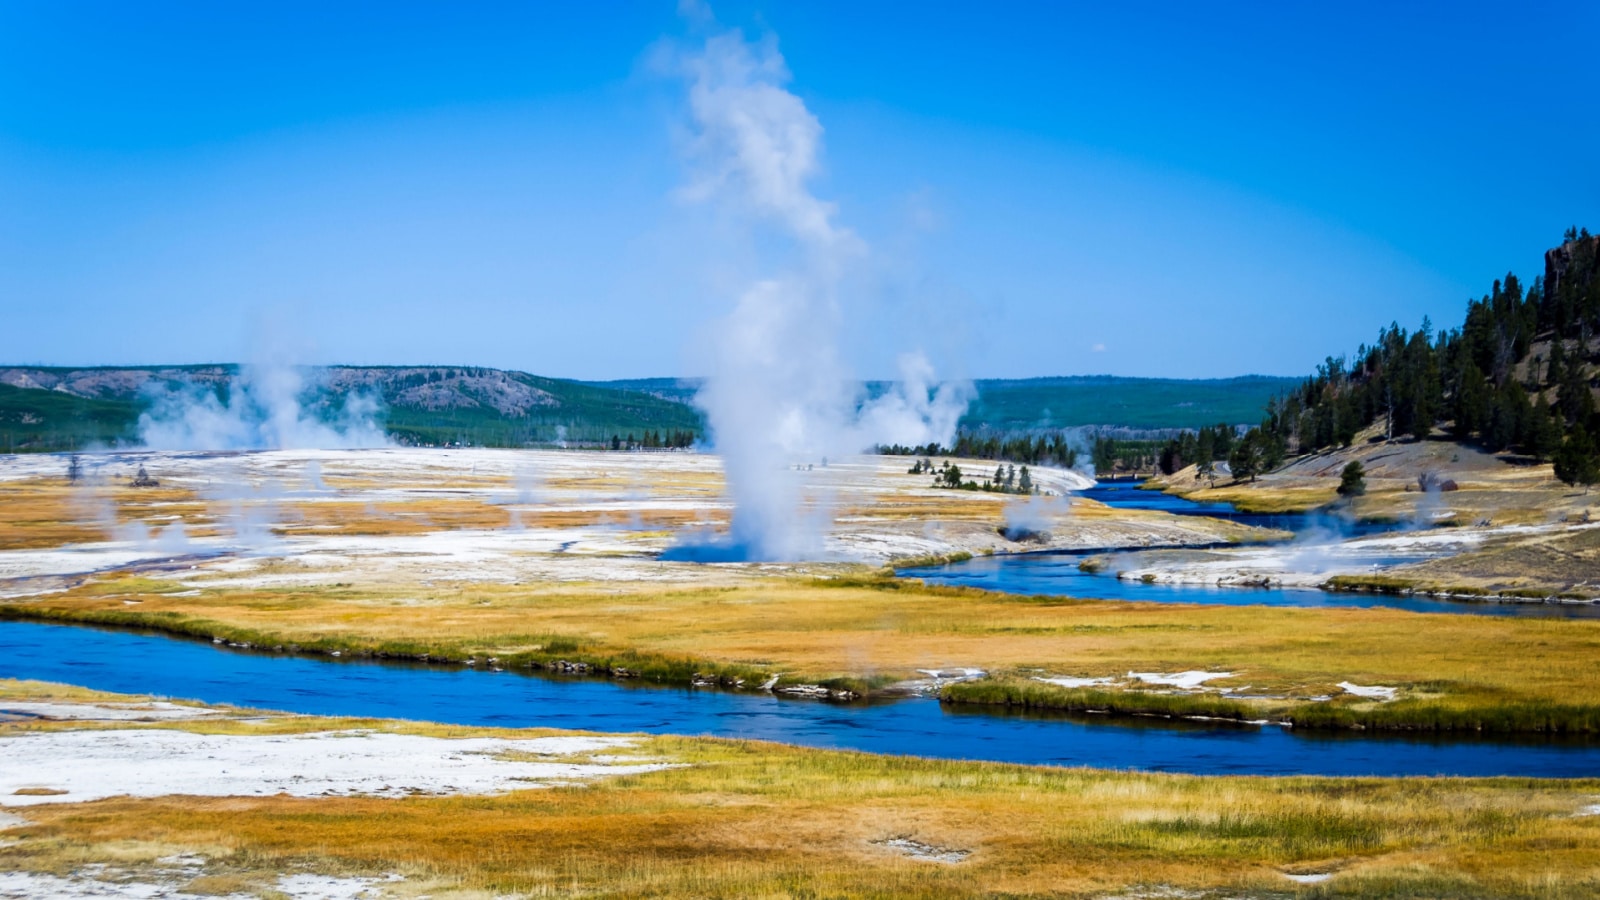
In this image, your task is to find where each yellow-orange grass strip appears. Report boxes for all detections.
[0,479,214,550]
[2,728,1597,898]
[22,574,1600,709]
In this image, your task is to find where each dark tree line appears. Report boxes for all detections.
[880,429,1078,469]
[1258,230,1596,473]
[1137,230,1599,486]
[910,458,1037,494]
[1146,425,1240,476]
[610,429,697,450]
[1217,230,1599,484]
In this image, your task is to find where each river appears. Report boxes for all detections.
[3,620,1597,778]
[902,479,1600,619]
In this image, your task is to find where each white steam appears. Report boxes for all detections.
[999,495,1068,543]
[665,17,971,561]
[139,363,387,451]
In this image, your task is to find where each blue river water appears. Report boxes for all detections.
[3,620,1598,778]
[1076,478,1400,535]
[904,480,1600,619]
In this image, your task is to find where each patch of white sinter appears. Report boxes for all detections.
[0,701,220,722]
[0,446,1107,593]
[1034,676,1115,689]
[873,836,971,863]
[0,866,403,900]
[1337,682,1399,701]
[1127,671,1235,690]
[0,729,668,807]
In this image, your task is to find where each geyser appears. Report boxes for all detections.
[662,14,971,562]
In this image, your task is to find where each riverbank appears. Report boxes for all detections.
[5,446,1600,734]
[9,568,1600,733]
[1140,431,1600,599]
[3,679,1599,899]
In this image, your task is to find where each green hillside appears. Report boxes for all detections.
[962,375,1300,431]
[0,365,703,452]
[0,383,142,453]
[594,375,1297,431]
[590,378,702,405]
[368,369,701,447]
[0,366,1299,453]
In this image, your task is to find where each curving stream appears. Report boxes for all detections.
[3,620,1598,778]
[903,479,1600,619]
[5,480,1597,778]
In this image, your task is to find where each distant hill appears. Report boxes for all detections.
[0,365,702,452]
[0,365,1297,453]
[0,382,145,452]
[590,378,703,406]
[958,376,1300,431]
[592,375,1298,432]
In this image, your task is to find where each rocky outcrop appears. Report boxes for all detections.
[1544,234,1599,305]
[0,366,231,399]
[0,365,562,416]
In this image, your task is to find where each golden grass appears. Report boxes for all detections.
[1169,482,1340,514]
[0,479,216,549]
[273,497,516,535]
[1,681,1597,898]
[276,498,724,537]
[14,572,1600,727]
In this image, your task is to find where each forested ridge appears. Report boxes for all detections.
[1156,229,1600,484]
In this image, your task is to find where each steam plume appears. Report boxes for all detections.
[665,15,971,561]
[139,362,387,451]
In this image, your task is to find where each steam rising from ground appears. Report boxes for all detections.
[664,15,971,561]
[139,363,387,451]
[1000,495,1069,543]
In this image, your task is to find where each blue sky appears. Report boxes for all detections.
[1,1,1595,379]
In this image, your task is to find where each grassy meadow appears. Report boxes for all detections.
[9,568,1600,732]
[2,680,1598,899]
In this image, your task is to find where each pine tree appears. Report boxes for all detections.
[1527,394,1562,461]
[1554,425,1600,491]
[1337,460,1366,496]
[1228,430,1264,482]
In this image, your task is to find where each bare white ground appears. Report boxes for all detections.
[1127,671,1235,690]
[1337,682,1399,701]
[0,867,402,899]
[0,729,666,807]
[0,701,219,722]
[1282,872,1334,884]
[275,873,402,900]
[872,836,971,863]
[1034,676,1116,689]
[1111,522,1574,589]
[0,446,1149,595]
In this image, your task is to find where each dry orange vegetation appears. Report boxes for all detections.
[0,479,215,549]
[21,573,1600,711]
[272,497,514,535]
[1,683,1596,898]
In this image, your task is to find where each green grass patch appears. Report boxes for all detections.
[942,676,1260,721]
[943,675,1600,734]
